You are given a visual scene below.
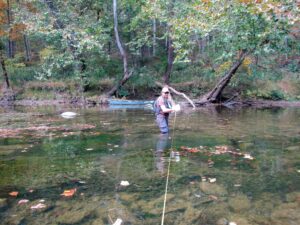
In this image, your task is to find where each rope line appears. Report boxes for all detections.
[161,111,177,225]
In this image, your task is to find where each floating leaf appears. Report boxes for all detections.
[180,146,200,153]
[30,203,46,210]
[61,188,77,197]
[9,191,19,197]
[208,178,216,183]
[18,199,29,205]
[243,153,254,160]
[208,195,218,200]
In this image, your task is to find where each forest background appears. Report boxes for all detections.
[0,0,299,105]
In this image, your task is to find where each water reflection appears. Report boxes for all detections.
[154,134,181,173]
[155,134,170,173]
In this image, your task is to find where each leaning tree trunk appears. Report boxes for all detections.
[105,0,133,97]
[198,50,249,104]
[163,37,174,84]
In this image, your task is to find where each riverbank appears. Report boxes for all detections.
[1,97,300,109]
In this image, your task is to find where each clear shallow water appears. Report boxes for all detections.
[0,106,299,225]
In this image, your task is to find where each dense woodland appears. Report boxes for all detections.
[0,0,299,104]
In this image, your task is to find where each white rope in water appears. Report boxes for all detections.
[161,112,177,225]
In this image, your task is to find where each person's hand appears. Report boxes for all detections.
[173,104,181,112]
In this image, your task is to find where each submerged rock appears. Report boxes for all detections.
[216,218,229,225]
[228,194,251,213]
[228,214,252,225]
[0,198,7,209]
[199,182,228,196]
[286,146,299,151]
[271,202,300,225]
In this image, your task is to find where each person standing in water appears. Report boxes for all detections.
[154,86,180,134]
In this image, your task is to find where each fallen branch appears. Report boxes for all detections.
[155,81,196,109]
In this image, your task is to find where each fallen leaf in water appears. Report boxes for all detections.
[18,199,29,205]
[243,153,254,160]
[208,195,218,200]
[180,146,200,153]
[30,203,46,210]
[9,191,19,197]
[61,188,77,197]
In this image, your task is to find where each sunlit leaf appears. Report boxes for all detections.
[60,188,77,197]
[9,191,18,197]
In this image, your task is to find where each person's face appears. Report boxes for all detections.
[162,90,170,98]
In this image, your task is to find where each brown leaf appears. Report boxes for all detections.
[61,188,77,197]
[9,191,19,197]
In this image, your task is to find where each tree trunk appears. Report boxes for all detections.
[6,0,15,58]
[23,34,31,61]
[105,0,132,97]
[0,52,10,89]
[198,50,249,104]
[163,38,174,84]
[152,18,156,56]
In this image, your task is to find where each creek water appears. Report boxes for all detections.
[0,106,299,225]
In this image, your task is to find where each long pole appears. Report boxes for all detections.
[161,112,177,225]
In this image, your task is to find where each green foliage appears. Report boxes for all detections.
[245,89,286,100]
[0,0,298,101]
[287,60,300,73]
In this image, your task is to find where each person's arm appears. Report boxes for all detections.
[160,104,174,113]
[158,97,174,113]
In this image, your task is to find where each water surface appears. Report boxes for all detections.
[0,106,299,225]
